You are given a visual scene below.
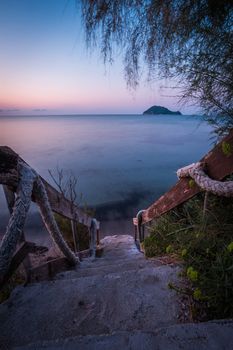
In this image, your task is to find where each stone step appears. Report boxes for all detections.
[97,235,142,259]
[0,265,180,349]
[13,321,233,350]
[55,257,160,280]
[53,234,152,280]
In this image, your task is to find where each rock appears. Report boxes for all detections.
[143,105,182,115]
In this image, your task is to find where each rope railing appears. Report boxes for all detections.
[0,146,100,285]
[177,162,233,197]
[133,129,233,243]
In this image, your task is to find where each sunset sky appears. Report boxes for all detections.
[0,0,195,115]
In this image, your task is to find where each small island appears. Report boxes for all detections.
[143,105,182,115]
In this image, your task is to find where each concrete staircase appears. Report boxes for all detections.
[0,235,233,349]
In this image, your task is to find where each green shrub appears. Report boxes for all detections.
[144,193,233,320]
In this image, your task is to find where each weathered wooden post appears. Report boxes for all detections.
[3,185,32,280]
[71,212,79,253]
[0,162,36,282]
[90,219,99,257]
[136,210,145,242]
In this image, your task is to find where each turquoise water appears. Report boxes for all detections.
[0,114,212,236]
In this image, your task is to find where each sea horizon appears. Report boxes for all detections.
[0,113,212,245]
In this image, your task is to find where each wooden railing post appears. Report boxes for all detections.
[3,185,32,281]
[96,228,100,246]
[136,210,145,242]
[0,162,36,281]
[90,219,99,257]
[71,213,79,253]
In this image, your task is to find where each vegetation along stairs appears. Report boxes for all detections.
[1,235,233,349]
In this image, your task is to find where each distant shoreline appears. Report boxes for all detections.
[0,113,200,118]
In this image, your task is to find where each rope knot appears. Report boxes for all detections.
[177,162,233,197]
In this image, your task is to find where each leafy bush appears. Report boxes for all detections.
[144,193,233,319]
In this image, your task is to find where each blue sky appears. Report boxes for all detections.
[0,0,196,114]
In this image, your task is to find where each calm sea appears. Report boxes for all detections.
[0,114,212,242]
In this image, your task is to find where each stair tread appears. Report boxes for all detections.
[0,235,181,349]
[14,321,233,350]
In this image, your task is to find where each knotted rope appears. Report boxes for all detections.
[0,162,36,278]
[177,162,233,197]
[0,161,78,281]
[33,176,78,265]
